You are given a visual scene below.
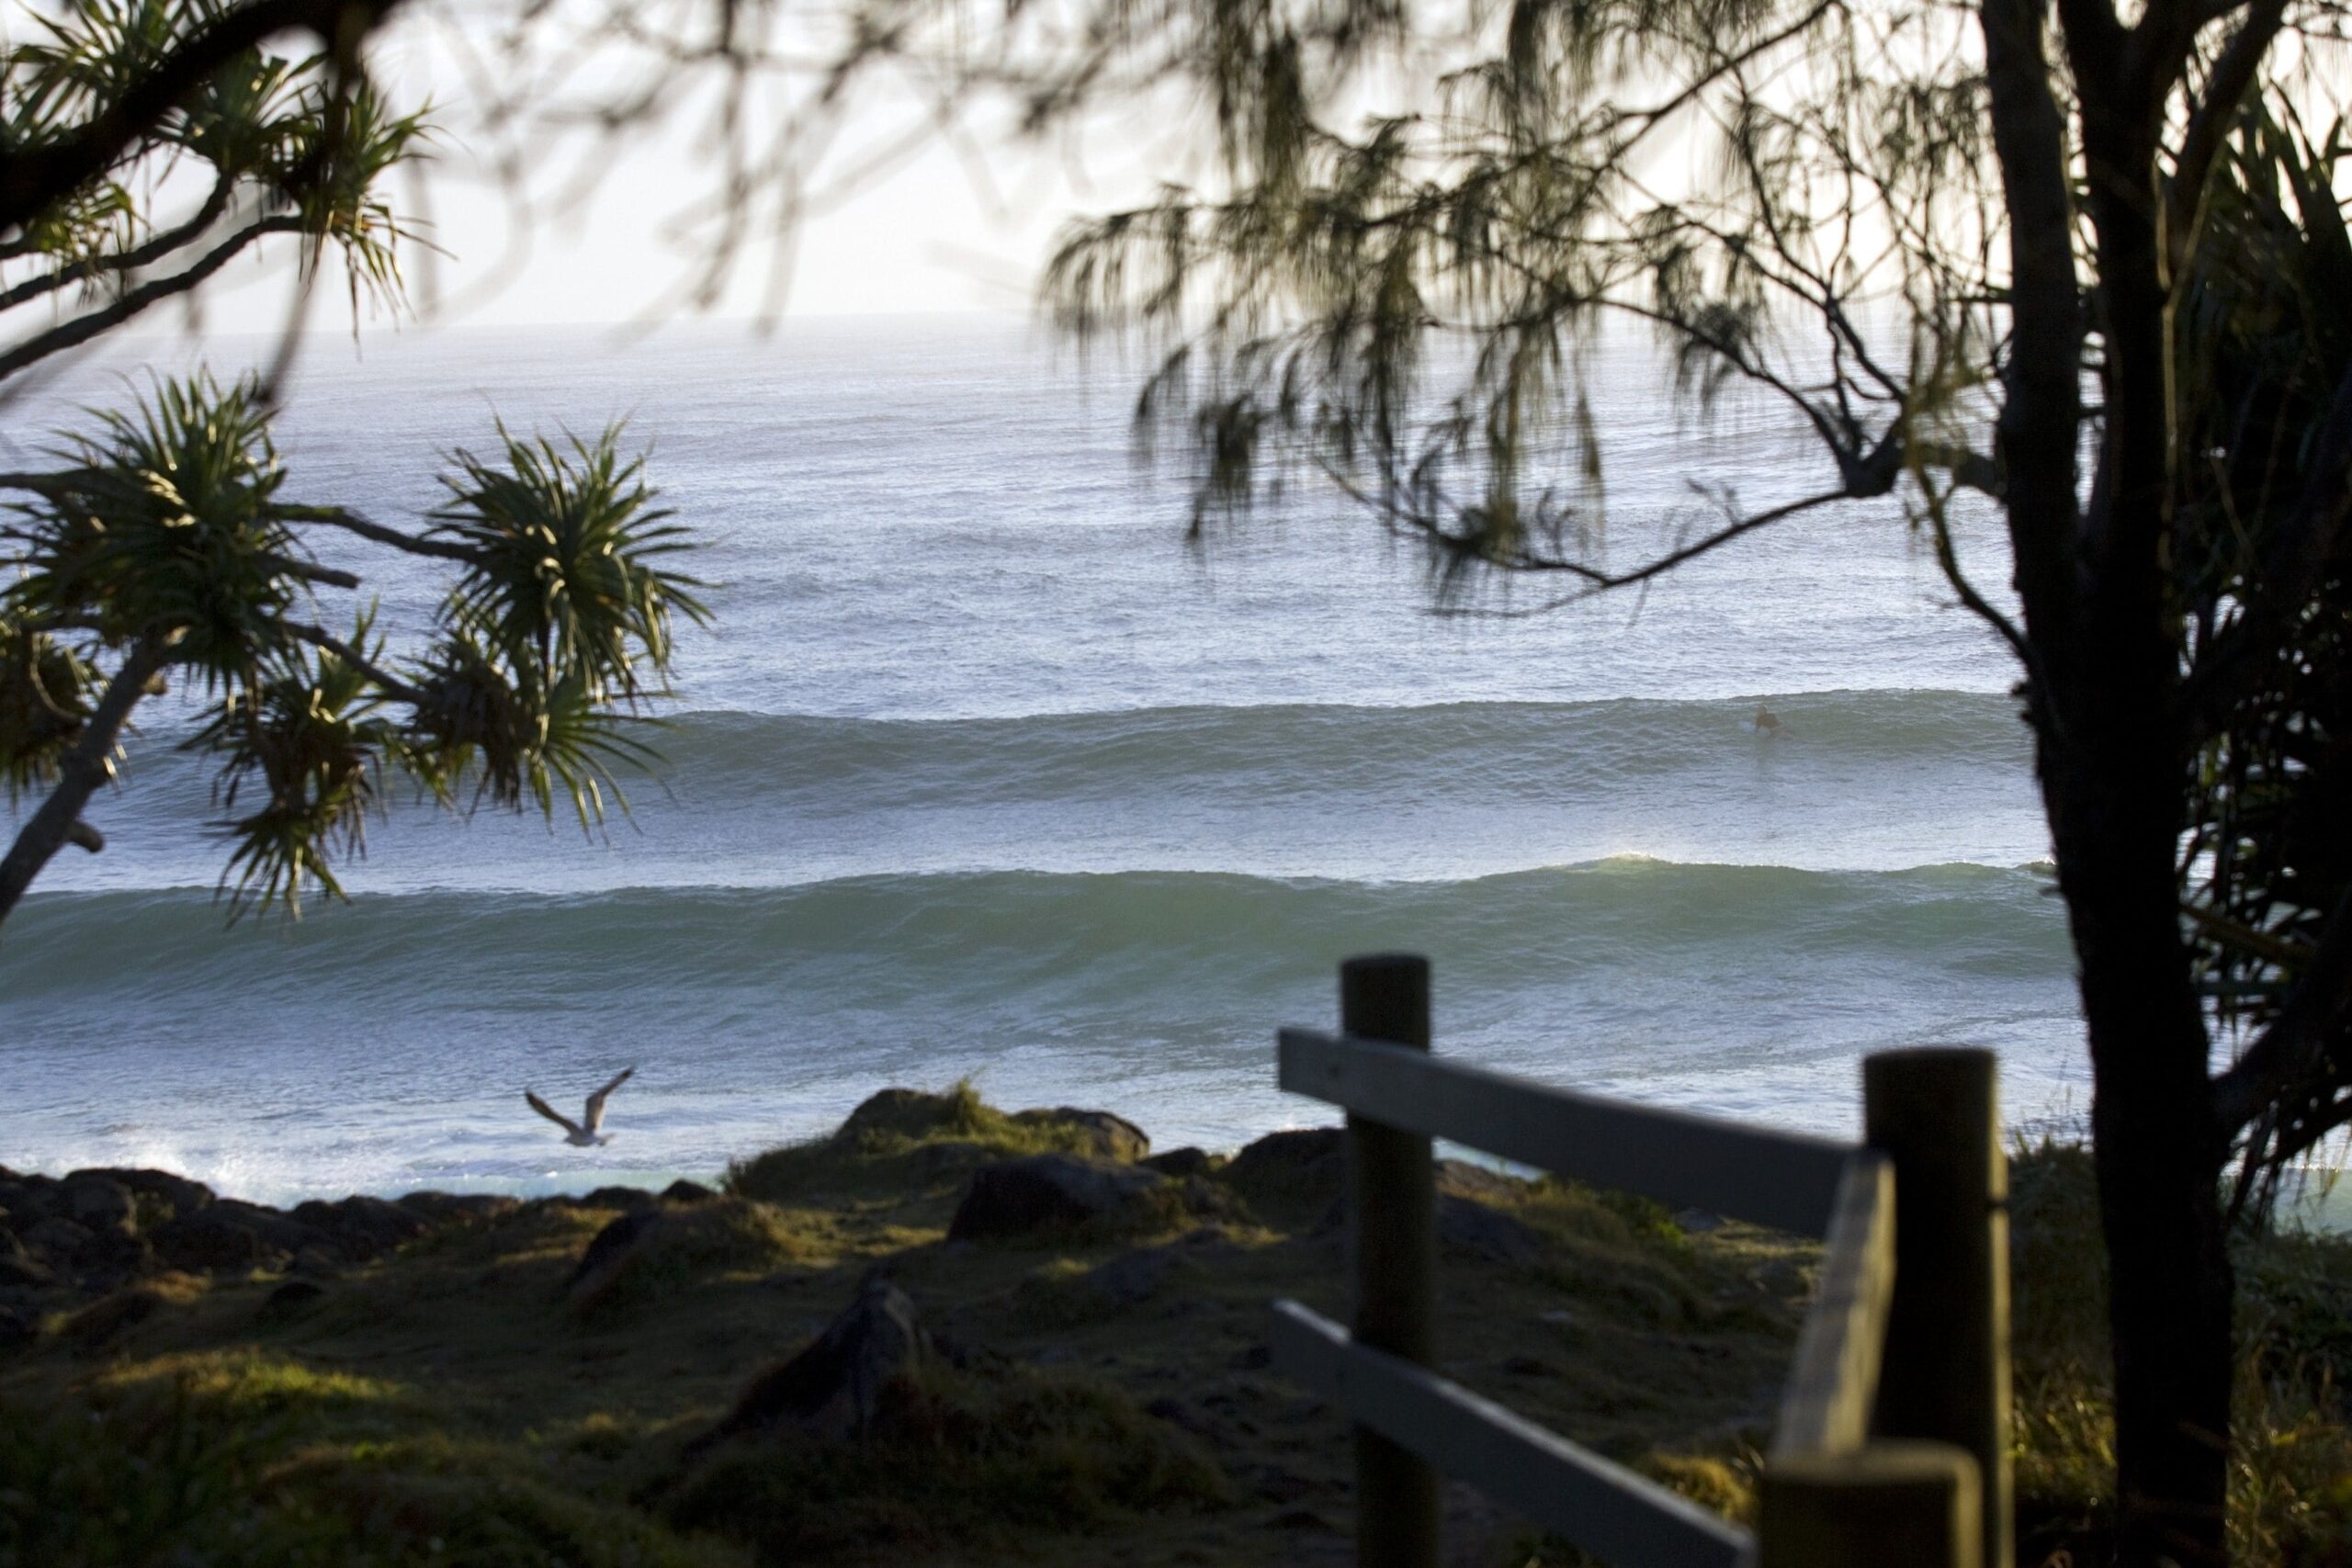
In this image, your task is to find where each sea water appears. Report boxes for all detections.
[0,314,2087,1205]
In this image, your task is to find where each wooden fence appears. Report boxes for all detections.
[1268,953,2011,1568]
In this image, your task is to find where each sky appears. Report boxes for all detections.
[175,8,1198,336]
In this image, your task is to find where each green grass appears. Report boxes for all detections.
[6,1085,2350,1567]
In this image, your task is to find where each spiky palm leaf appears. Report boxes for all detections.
[428,425,709,706]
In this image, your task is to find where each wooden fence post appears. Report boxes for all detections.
[1758,1440,1982,1568]
[1863,1047,2012,1568]
[1343,953,1440,1568]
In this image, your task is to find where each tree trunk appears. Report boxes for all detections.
[2042,716,2234,1567]
[0,637,165,929]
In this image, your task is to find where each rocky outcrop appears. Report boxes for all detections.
[1140,1146,1216,1179]
[1011,1107,1148,1162]
[0,1165,528,1328]
[948,1154,1227,1242]
[690,1277,932,1452]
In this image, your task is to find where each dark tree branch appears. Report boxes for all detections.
[2166,0,2290,272]
[0,634,170,929]
[0,213,304,381]
[275,503,481,562]
[0,0,410,241]
[0,173,238,312]
[1982,0,2088,664]
[279,618,434,706]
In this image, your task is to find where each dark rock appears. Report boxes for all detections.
[661,1179,718,1205]
[1080,1226,1239,1305]
[1435,1159,1531,1206]
[151,1201,322,1274]
[1436,1193,1544,1267]
[0,1229,51,1290]
[261,1278,327,1317]
[1221,1128,1347,1206]
[1231,1341,1272,1371]
[691,1277,932,1452]
[1311,1190,1545,1268]
[1502,1353,1554,1377]
[566,1209,665,1303]
[1012,1107,1149,1162]
[103,1168,216,1220]
[575,1185,660,1212]
[290,1246,343,1280]
[833,1088,964,1146]
[946,1155,1174,1242]
[395,1190,521,1225]
[61,1175,136,1235]
[292,1195,431,1260]
[62,1281,167,1350]
[19,1214,96,1268]
[1142,1146,1216,1179]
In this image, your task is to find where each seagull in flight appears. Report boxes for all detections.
[526,1067,636,1147]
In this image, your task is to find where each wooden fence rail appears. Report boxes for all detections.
[1269,953,2011,1568]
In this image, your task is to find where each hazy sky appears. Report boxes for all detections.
[180,15,1193,336]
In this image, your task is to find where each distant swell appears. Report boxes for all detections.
[6,859,2066,1012]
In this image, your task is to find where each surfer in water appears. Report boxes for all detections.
[1752,703,1784,737]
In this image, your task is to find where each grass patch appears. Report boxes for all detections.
[727,1081,1118,1205]
[664,1358,1230,1559]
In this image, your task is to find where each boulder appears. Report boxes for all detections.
[61,1175,136,1235]
[292,1195,431,1260]
[1222,1128,1346,1202]
[690,1277,931,1451]
[566,1209,665,1306]
[18,1215,96,1269]
[150,1201,322,1274]
[1079,1226,1239,1306]
[395,1191,521,1225]
[1312,1189,1544,1268]
[103,1168,216,1220]
[661,1179,718,1205]
[1012,1107,1149,1162]
[833,1088,966,1146]
[1141,1146,1216,1179]
[947,1155,1176,1242]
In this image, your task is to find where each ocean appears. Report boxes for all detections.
[0,314,2085,1206]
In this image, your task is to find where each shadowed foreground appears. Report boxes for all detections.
[1,1088,2346,1567]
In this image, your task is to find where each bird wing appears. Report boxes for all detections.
[583,1066,635,1133]
[526,1091,583,1137]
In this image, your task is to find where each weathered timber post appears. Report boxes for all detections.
[1758,1440,1982,1568]
[1864,1047,2012,1568]
[1342,953,1439,1568]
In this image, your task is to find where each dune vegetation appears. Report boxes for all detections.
[0,1088,2346,1567]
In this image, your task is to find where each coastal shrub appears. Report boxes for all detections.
[663,1358,1230,1559]
[2010,1141,2352,1566]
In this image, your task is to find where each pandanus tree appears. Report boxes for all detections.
[0,2,707,928]
[5,0,2349,1559]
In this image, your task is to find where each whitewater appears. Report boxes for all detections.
[0,315,2080,1205]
